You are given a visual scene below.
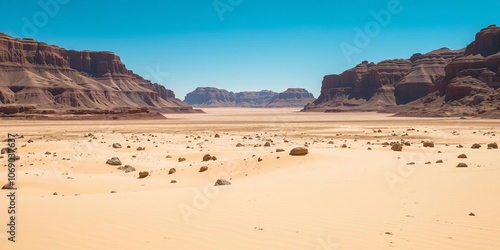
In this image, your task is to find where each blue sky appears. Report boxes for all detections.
[1,0,498,98]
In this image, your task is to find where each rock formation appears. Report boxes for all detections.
[304,25,500,118]
[183,87,236,106]
[184,87,315,107]
[0,33,199,114]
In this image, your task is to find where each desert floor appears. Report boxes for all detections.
[0,108,499,249]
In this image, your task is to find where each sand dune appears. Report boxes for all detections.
[0,108,499,249]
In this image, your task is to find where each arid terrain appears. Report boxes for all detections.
[1,108,499,249]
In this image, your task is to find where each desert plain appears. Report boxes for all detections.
[0,108,499,249]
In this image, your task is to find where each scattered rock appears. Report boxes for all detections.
[471,144,481,149]
[106,157,122,165]
[53,192,58,195]
[289,147,308,156]
[264,142,271,147]
[391,143,403,152]
[169,168,176,175]
[215,179,231,186]
[171,180,177,183]
[112,143,122,149]
[436,160,444,163]
[423,141,435,148]
[28,139,34,143]
[469,213,476,216]
[211,156,217,161]
[199,166,208,172]
[258,157,263,162]
[458,154,467,159]
[117,165,136,173]
[203,154,212,162]
[178,157,186,162]
[166,155,172,158]
[137,147,146,151]
[138,171,149,178]
[236,143,244,147]
[215,133,220,138]
[457,163,468,168]
[110,191,117,194]
[276,149,285,153]
[487,142,498,149]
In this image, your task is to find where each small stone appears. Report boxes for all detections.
[117,165,136,173]
[53,192,58,195]
[391,143,403,152]
[178,157,186,162]
[469,213,475,216]
[202,154,212,162]
[169,168,176,175]
[215,179,231,186]
[236,143,244,147]
[457,163,468,168]
[276,149,285,153]
[471,144,481,149]
[199,166,208,172]
[458,154,467,159]
[171,180,177,183]
[112,143,122,149]
[138,171,149,178]
[423,141,435,148]
[436,160,444,163]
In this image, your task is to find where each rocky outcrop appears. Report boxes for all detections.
[305,25,500,118]
[235,90,277,107]
[305,59,413,111]
[184,87,236,106]
[184,87,314,107]
[0,33,199,113]
[266,88,315,107]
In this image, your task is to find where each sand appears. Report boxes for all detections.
[0,108,499,249]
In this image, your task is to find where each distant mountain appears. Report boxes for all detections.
[303,25,500,118]
[184,87,315,107]
[0,33,200,114]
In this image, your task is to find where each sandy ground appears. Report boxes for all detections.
[0,108,499,249]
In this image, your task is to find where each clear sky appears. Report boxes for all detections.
[1,0,498,98]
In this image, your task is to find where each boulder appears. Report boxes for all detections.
[289,147,308,156]
[112,143,121,149]
[106,157,122,165]
[138,171,149,178]
[423,141,435,148]
[199,166,208,172]
[168,168,176,175]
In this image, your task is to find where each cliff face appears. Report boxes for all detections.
[183,87,236,106]
[184,87,315,107]
[235,90,277,107]
[305,25,500,118]
[266,88,315,107]
[0,33,196,113]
